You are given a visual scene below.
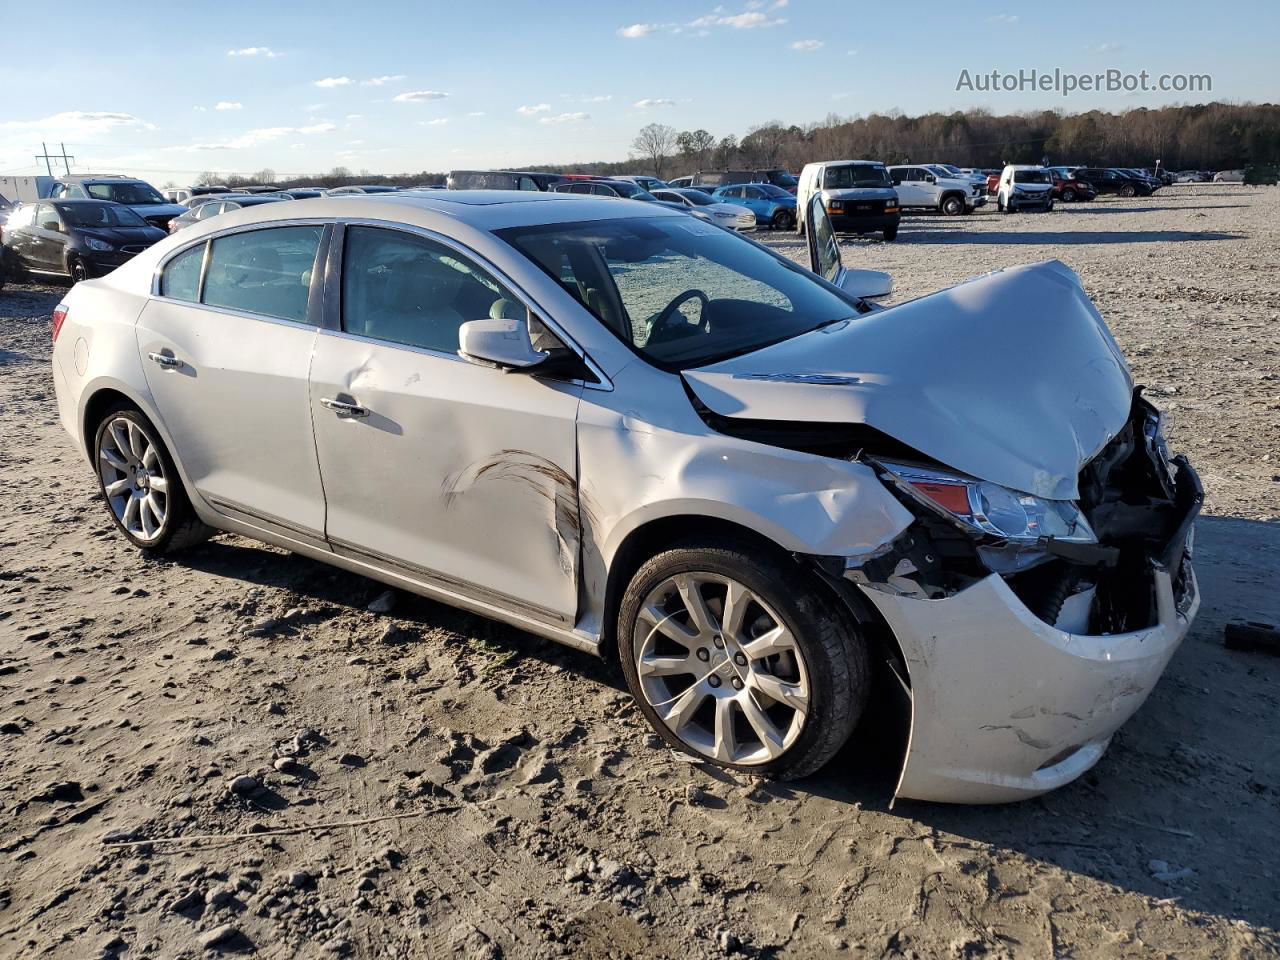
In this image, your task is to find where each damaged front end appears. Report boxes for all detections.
[844,391,1202,803]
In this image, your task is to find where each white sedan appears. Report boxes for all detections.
[652,187,757,231]
[49,191,1200,803]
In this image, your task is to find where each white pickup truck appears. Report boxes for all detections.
[886,164,986,216]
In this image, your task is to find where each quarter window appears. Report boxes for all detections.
[202,225,323,323]
[162,244,205,302]
[341,226,519,354]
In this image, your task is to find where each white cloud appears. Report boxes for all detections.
[0,111,155,136]
[393,90,448,102]
[789,39,823,51]
[228,46,279,57]
[772,0,788,6]
[846,48,860,56]
[174,122,337,152]
[362,75,405,86]
[564,94,612,103]
[517,103,551,115]
[690,9,786,28]
[346,113,363,120]
[538,112,589,124]
[988,13,1019,22]
[314,76,352,88]
[634,98,676,108]
[423,118,450,125]
[1095,42,1123,53]
[618,23,658,37]
[214,101,243,111]
[467,111,486,116]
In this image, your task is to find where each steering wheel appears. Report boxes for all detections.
[648,289,710,344]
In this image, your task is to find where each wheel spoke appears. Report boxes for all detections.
[122,495,141,531]
[140,497,158,538]
[637,603,699,647]
[739,691,786,759]
[659,682,707,731]
[127,422,147,462]
[712,697,739,762]
[637,653,694,678]
[147,474,169,495]
[751,671,809,716]
[145,494,166,528]
[721,580,755,643]
[110,423,134,465]
[675,575,716,636]
[104,478,131,499]
[740,625,793,661]
[100,445,128,470]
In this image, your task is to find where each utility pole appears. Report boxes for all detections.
[35,142,75,176]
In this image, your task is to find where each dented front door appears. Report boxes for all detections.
[309,334,583,622]
[308,224,584,623]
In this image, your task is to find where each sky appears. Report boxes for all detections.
[1,0,1276,187]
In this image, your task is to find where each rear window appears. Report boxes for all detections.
[201,226,323,323]
[1013,170,1049,184]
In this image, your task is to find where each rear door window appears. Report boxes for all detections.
[162,243,206,301]
[201,225,323,323]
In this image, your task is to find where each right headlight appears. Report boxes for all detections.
[84,237,114,252]
[875,460,1097,572]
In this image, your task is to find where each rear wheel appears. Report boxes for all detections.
[93,405,213,553]
[883,225,898,241]
[618,539,869,779]
[771,209,794,231]
[1120,183,1137,198]
[1062,187,1077,202]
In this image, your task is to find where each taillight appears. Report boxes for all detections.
[51,303,69,342]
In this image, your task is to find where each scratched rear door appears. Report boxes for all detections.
[308,223,584,624]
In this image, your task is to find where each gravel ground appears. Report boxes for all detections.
[1,184,1277,959]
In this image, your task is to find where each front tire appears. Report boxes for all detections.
[940,194,965,216]
[617,539,869,780]
[771,210,794,231]
[882,225,898,241]
[1120,183,1136,198]
[69,256,89,283]
[1061,187,1077,202]
[93,405,213,553]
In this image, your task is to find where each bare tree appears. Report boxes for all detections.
[631,123,677,178]
[675,129,716,172]
[195,170,223,186]
[252,167,277,184]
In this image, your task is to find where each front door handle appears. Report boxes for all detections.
[148,352,184,369]
[320,397,370,418]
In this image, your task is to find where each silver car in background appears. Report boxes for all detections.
[651,187,757,231]
[49,192,1200,803]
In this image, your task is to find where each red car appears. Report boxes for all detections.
[1048,170,1097,202]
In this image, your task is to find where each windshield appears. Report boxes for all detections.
[56,203,149,227]
[85,181,166,205]
[925,165,954,179]
[610,182,657,201]
[1013,170,1049,184]
[497,217,856,368]
[823,165,890,188]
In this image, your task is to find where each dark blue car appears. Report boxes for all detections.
[711,184,797,229]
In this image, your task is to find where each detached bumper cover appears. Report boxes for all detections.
[857,457,1202,805]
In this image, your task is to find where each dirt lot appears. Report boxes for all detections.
[1,185,1278,960]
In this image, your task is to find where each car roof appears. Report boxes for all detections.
[49,198,122,205]
[58,175,147,183]
[174,191,682,236]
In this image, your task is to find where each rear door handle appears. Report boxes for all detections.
[320,397,370,418]
[148,352,184,369]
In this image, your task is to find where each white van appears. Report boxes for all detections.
[996,166,1055,213]
[795,161,900,240]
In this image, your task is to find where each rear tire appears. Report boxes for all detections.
[771,210,794,231]
[1062,187,1077,202]
[617,538,869,780]
[1120,184,1136,198]
[882,226,898,241]
[92,404,213,554]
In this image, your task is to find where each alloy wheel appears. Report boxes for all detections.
[632,573,810,765]
[98,416,170,542]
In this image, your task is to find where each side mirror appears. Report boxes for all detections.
[891,177,901,186]
[925,174,936,184]
[458,313,547,370]
[40,219,61,232]
[838,268,893,301]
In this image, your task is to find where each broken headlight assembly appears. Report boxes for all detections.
[873,460,1100,574]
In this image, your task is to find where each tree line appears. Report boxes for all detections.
[189,101,1278,188]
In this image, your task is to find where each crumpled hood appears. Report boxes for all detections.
[683,260,1133,500]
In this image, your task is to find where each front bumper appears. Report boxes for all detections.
[829,212,900,233]
[968,195,987,208]
[859,557,1197,804]
[79,250,141,277]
